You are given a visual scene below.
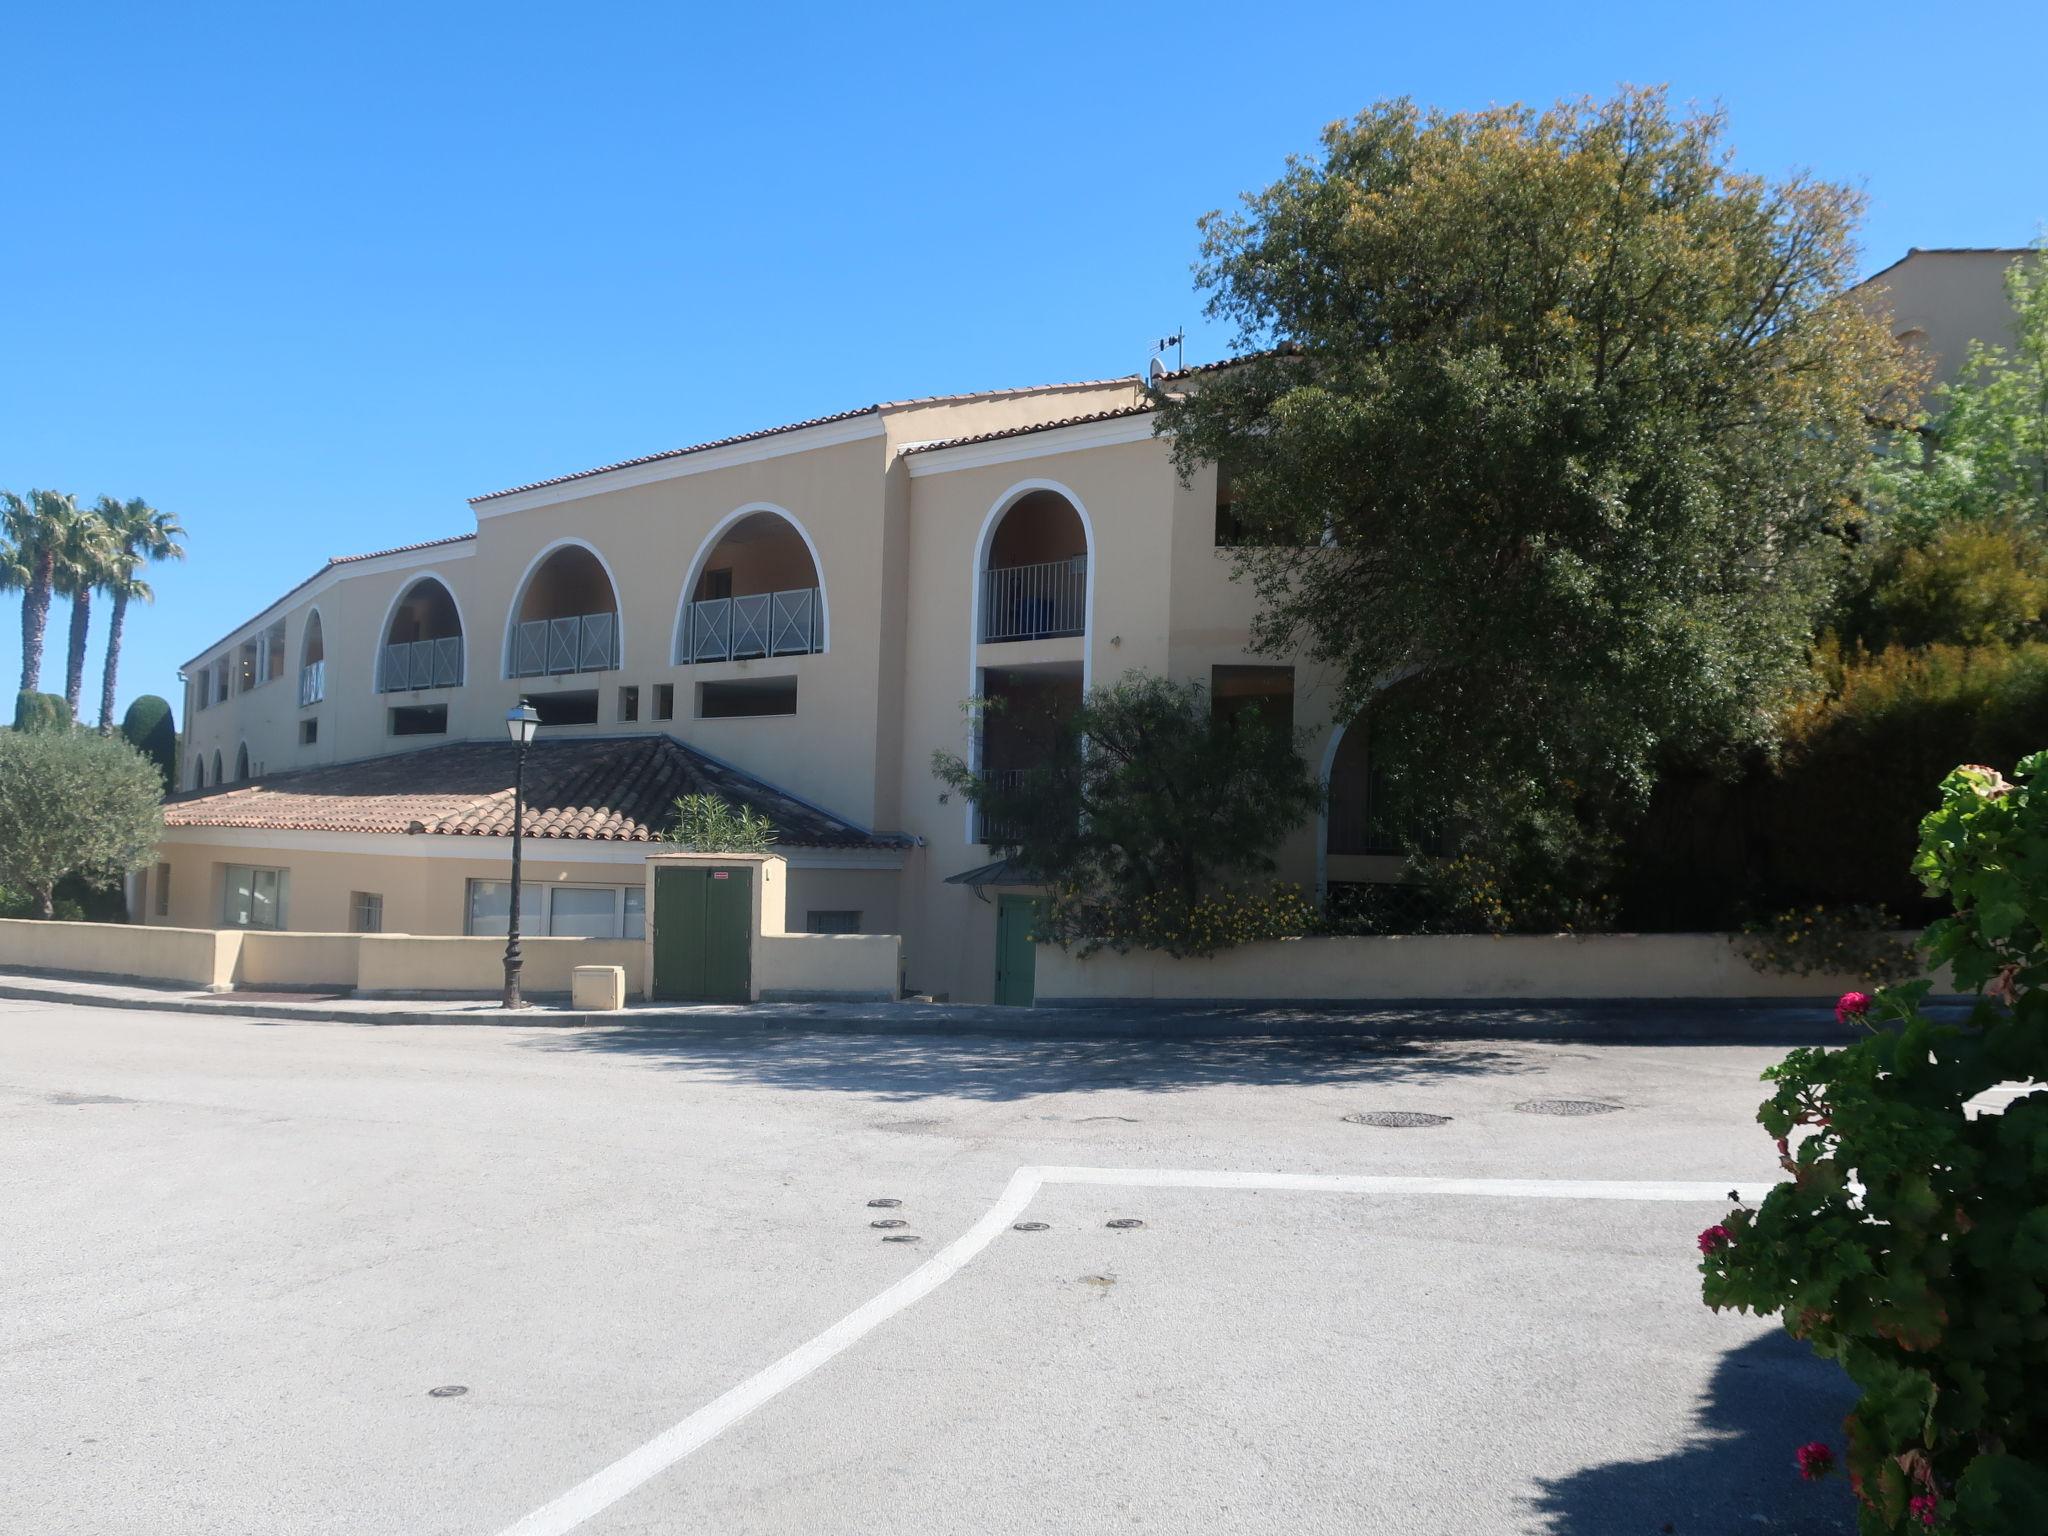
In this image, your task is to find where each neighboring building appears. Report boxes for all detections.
[159,368,1409,1002]
[1853,246,2037,403]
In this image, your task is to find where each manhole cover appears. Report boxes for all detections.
[1515,1099,1624,1116]
[870,1218,908,1229]
[1013,1221,1049,1232]
[1343,1111,1452,1128]
[881,1234,922,1244]
[427,1385,468,1398]
[1105,1218,1145,1229]
[866,1198,902,1208]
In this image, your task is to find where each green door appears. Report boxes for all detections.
[652,865,753,1002]
[994,895,1039,1007]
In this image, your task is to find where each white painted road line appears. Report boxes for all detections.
[487,1166,1762,1536]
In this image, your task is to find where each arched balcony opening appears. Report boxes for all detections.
[378,578,464,692]
[299,610,326,705]
[1326,723,1402,858]
[677,510,825,664]
[211,749,223,785]
[980,489,1087,643]
[191,755,205,790]
[508,544,620,677]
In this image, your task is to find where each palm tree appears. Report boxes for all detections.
[95,497,186,732]
[0,489,83,697]
[54,504,117,719]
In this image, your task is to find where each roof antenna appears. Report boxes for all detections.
[1148,328,1184,385]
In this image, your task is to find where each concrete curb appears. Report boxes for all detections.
[0,969,1980,1042]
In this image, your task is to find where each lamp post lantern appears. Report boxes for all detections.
[502,702,541,1009]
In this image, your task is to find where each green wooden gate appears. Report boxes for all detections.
[994,895,1040,1007]
[652,864,753,1002]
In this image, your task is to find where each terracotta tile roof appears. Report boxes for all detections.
[899,403,1158,456]
[182,533,477,671]
[469,377,1148,503]
[163,735,902,849]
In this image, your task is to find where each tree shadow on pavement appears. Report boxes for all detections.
[523,1020,1554,1103]
[1528,1330,1857,1535]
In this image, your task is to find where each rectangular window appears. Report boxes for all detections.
[465,879,641,939]
[389,703,448,735]
[222,865,286,930]
[154,862,170,918]
[652,683,674,721]
[300,718,318,745]
[805,909,861,934]
[617,685,639,723]
[213,658,229,705]
[236,640,258,694]
[1211,664,1295,739]
[698,676,797,719]
[532,690,599,726]
[350,892,383,933]
[256,620,285,684]
[189,676,204,715]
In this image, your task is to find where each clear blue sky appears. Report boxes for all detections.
[4,1,2044,723]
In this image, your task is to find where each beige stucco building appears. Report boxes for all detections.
[1853,246,2037,403]
[155,366,1407,1003]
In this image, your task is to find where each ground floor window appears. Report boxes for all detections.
[351,892,383,933]
[465,880,644,939]
[223,865,286,930]
[154,862,171,917]
[805,909,861,933]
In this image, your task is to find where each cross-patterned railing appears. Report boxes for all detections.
[980,557,1086,643]
[679,587,822,664]
[509,612,617,678]
[377,636,463,692]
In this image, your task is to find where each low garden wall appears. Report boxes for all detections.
[756,933,901,1001]
[0,919,646,999]
[1034,931,1942,1004]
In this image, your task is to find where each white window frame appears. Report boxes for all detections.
[222,864,287,930]
[463,880,643,939]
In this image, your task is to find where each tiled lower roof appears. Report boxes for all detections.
[163,735,901,849]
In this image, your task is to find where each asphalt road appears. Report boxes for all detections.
[1,999,1861,1535]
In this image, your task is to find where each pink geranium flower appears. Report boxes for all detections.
[1697,1224,1733,1255]
[1795,1441,1835,1480]
[1836,991,1873,1025]
[1909,1492,1938,1526]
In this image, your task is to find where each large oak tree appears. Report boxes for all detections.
[1155,88,1917,911]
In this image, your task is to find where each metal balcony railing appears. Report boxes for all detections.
[680,587,822,663]
[980,557,1086,643]
[377,636,464,692]
[299,659,325,706]
[974,767,1031,845]
[509,612,617,678]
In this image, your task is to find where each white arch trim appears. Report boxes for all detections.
[668,502,831,664]
[500,537,629,679]
[372,570,471,690]
[298,603,326,669]
[962,477,1097,846]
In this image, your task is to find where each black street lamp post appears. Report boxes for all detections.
[502,702,541,1009]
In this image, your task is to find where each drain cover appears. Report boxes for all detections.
[1515,1099,1624,1116]
[1344,1110,1452,1128]
[1013,1221,1049,1232]
[427,1385,468,1398]
[1105,1218,1145,1229]
[882,1233,922,1244]
[866,1198,902,1208]
[870,1218,908,1229]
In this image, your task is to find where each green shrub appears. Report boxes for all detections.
[12,691,71,733]
[1734,903,1920,985]
[119,694,177,791]
[1038,881,1319,959]
[1700,758,2048,1533]
[1846,522,2048,653]
[662,793,776,853]
[0,728,165,914]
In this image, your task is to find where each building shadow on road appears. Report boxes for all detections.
[1527,1330,1858,1535]
[523,1018,1555,1102]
